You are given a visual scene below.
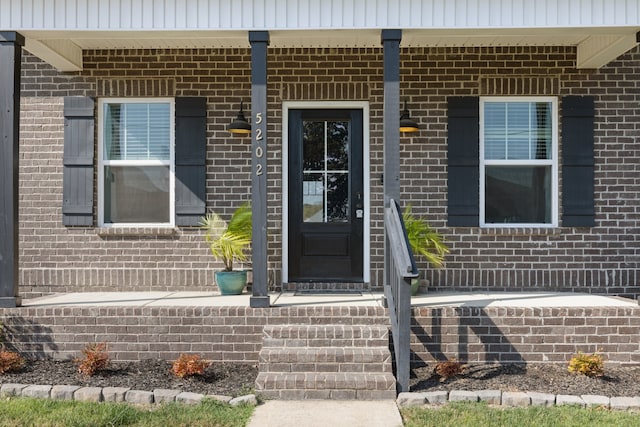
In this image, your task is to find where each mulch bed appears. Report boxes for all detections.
[2,359,640,398]
[0,359,258,397]
[410,363,640,397]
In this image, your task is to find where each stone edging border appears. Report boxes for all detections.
[4,383,640,411]
[397,390,640,410]
[0,383,257,406]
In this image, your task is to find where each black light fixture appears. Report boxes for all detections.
[399,100,419,134]
[229,101,251,135]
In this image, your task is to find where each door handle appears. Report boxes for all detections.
[355,192,363,218]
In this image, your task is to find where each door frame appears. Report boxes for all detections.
[282,101,370,284]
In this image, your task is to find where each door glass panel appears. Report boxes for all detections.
[327,173,349,222]
[327,121,349,171]
[302,119,351,223]
[303,173,324,222]
[303,121,325,170]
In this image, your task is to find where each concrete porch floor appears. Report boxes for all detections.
[21,291,638,308]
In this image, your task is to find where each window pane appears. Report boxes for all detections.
[103,166,170,223]
[303,121,324,171]
[484,103,506,159]
[327,121,349,171]
[484,101,552,160]
[532,102,552,160]
[302,172,349,223]
[103,103,170,161]
[327,172,349,222]
[303,173,323,222]
[485,166,551,224]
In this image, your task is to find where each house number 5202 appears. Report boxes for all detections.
[255,112,264,176]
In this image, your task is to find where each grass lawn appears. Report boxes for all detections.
[0,397,254,427]
[402,402,640,427]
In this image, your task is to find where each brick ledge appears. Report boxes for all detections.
[97,227,181,238]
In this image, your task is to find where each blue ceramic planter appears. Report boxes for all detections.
[215,270,247,295]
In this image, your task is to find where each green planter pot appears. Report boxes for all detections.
[215,270,247,295]
[411,278,420,296]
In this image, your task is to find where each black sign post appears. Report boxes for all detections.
[381,29,402,292]
[0,32,24,308]
[249,31,270,308]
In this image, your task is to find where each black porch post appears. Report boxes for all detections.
[0,32,24,308]
[249,31,270,308]
[381,29,402,288]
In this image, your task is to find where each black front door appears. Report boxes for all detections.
[288,109,364,282]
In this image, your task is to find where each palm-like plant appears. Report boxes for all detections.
[403,205,449,269]
[200,202,252,271]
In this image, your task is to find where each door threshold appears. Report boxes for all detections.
[288,281,366,295]
[293,289,363,296]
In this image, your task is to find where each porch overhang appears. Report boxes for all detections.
[15,26,640,71]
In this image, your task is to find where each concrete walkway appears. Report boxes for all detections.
[21,291,637,308]
[246,400,403,427]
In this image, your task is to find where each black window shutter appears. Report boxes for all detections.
[63,97,94,226]
[562,96,595,227]
[175,97,207,226]
[447,97,480,227]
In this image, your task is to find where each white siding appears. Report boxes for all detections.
[3,0,640,31]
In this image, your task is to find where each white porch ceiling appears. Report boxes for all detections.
[19,27,640,72]
[4,0,640,71]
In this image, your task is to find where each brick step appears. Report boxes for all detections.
[262,324,389,348]
[255,372,397,400]
[259,347,392,373]
[256,323,396,399]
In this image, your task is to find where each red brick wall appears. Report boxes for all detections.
[18,45,640,297]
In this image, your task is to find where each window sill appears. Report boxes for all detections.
[476,227,563,237]
[97,227,181,238]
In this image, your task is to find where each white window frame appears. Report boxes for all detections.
[97,97,176,227]
[479,96,558,228]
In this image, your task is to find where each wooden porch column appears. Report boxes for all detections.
[0,32,24,308]
[249,31,271,308]
[382,29,402,287]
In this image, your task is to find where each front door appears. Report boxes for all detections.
[288,109,364,282]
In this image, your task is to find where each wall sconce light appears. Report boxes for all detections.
[229,101,251,135]
[399,100,420,134]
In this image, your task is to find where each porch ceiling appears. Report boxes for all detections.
[20,27,640,72]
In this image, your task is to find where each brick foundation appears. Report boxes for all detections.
[2,305,639,366]
[411,306,640,366]
[0,306,388,362]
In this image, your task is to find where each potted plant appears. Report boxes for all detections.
[402,205,450,296]
[200,202,252,295]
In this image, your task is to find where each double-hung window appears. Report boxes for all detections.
[480,97,558,227]
[98,98,175,226]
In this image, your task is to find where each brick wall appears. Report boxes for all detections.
[2,305,638,366]
[0,305,389,362]
[411,306,640,366]
[18,45,640,297]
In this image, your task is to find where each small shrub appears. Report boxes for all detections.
[568,351,604,377]
[75,342,110,377]
[434,359,466,382]
[171,354,211,378]
[0,350,25,374]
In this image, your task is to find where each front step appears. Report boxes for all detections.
[255,324,397,400]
